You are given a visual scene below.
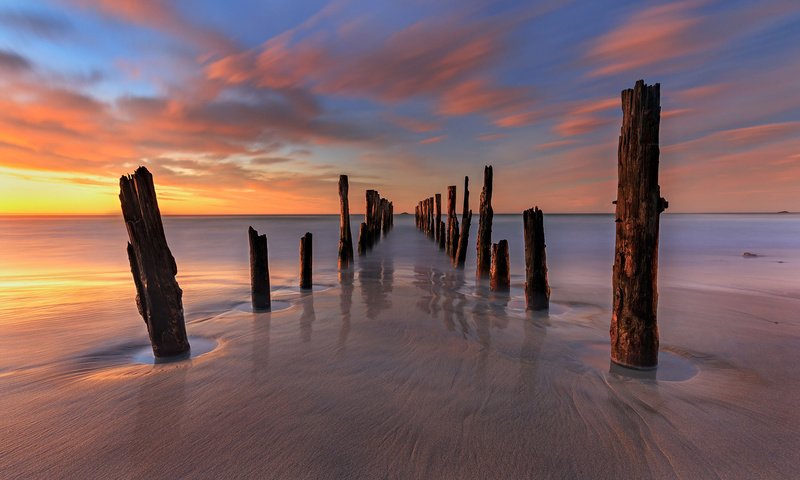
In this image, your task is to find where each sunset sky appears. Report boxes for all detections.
[0,0,798,214]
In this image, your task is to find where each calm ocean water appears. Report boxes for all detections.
[2,212,798,365]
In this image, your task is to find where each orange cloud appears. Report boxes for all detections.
[586,2,702,77]
[419,135,446,145]
[552,97,617,137]
[205,13,537,127]
[69,0,237,55]
[385,114,441,133]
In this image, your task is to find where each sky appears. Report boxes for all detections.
[0,0,798,214]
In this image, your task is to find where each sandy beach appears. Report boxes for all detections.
[1,214,798,479]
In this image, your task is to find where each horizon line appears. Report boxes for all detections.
[0,211,794,218]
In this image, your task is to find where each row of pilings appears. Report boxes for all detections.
[119,169,393,358]
[412,80,666,370]
[119,79,666,371]
[413,166,549,312]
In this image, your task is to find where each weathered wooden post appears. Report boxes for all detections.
[428,196,435,239]
[476,165,493,279]
[248,226,271,311]
[357,222,368,255]
[610,80,668,370]
[300,232,313,290]
[435,194,442,245]
[456,176,472,267]
[439,220,446,249]
[415,204,421,230]
[446,186,457,257]
[523,207,549,310]
[365,190,376,248]
[381,198,390,236]
[490,239,510,292]
[338,175,354,269]
[119,166,190,358]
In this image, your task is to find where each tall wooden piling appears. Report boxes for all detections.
[428,197,435,239]
[446,186,457,257]
[248,226,271,311]
[523,207,549,310]
[490,240,510,292]
[456,176,472,267]
[338,175,354,269]
[435,194,442,245]
[610,80,668,370]
[119,166,190,358]
[439,220,446,249]
[357,222,368,255]
[476,165,493,279]
[300,232,313,290]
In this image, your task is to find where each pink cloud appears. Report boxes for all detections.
[419,135,446,145]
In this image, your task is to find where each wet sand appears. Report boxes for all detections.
[2,216,799,479]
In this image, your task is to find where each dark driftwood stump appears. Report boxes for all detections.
[357,222,368,255]
[119,166,190,358]
[523,207,549,310]
[365,190,376,249]
[610,80,668,370]
[338,175,353,269]
[456,175,472,267]
[490,240,510,292]
[446,186,457,257]
[428,197,435,239]
[435,193,442,245]
[476,165,493,279]
[300,232,313,290]
[248,226,271,311]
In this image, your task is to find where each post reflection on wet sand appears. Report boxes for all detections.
[251,313,270,379]
[516,310,549,397]
[358,243,394,320]
[337,269,354,357]
[299,292,315,342]
[132,367,188,476]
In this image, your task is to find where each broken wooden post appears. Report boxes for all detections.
[357,222,367,255]
[119,166,190,358]
[435,194,442,245]
[365,190,376,248]
[610,80,668,370]
[490,239,510,292]
[476,165,493,279]
[439,220,446,249]
[523,207,549,310]
[381,198,390,236]
[428,196,435,239]
[446,186,457,257]
[248,226,271,311]
[300,232,313,290]
[456,176,472,267]
[338,175,354,269]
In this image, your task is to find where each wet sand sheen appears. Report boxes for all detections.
[1,215,799,479]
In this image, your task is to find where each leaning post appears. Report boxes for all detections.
[119,166,190,358]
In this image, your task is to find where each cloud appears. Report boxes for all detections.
[419,135,446,144]
[385,113,441,133]
[0,10,74,39]
[0,49,32,73]
[552,97,617,137]
[206,10,537,126]
[67,0,238,55]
